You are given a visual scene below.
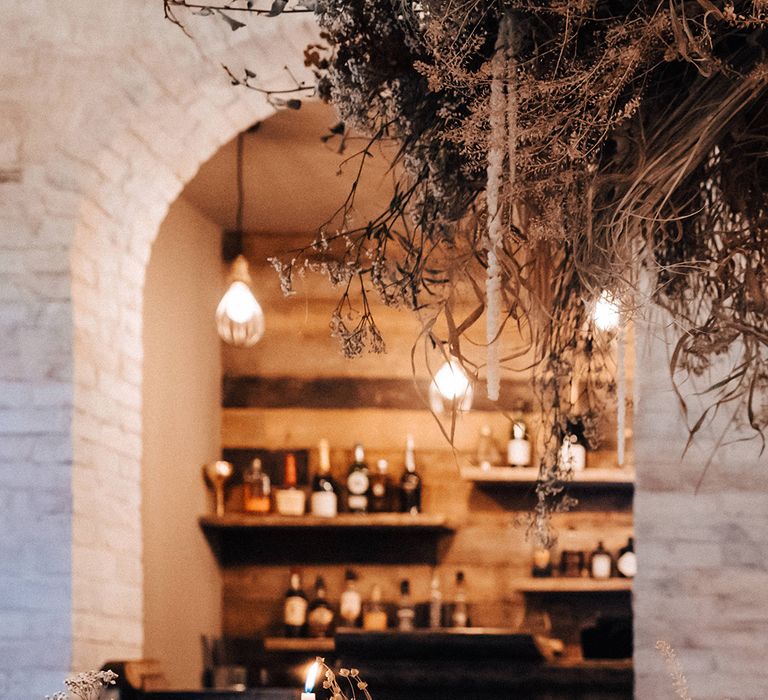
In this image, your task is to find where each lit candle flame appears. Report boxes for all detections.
[304,661,319,693]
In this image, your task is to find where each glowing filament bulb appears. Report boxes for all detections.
[429,360,473,413]
[593,290,620,332]
[216,255,265,347]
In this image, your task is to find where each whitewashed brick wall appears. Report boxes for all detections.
[634,316,768,699]
[0,1,317,695]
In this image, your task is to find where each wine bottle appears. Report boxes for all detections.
[616,537,636,578]
[346,443,370,513]
[396,579,415,631]
[311,439,339,518]
[284,569,308,637]
[399,434,422,514]
[339,569,362,628]
[370,458,392,512]
[307,575,335,638]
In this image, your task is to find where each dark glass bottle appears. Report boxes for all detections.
[311,438,339,517]
[616,537,636,578]
[399,434,422,514]
[370,458,392,512]
[283,569,308,637]
[346,443,370,513]
[307,575,335,638]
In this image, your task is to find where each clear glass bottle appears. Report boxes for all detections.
[242,458,271,514]
[475,425,500,470]
[370,458,392,512]
[428,573,443,629]
[397,579,415,631]
[311,439,339,518]
[346,444,370,513]
[450,571,468,628]
[362,584,388,631]
[339,569,362,628]
[399,435,422,514]
[307,575,335,638]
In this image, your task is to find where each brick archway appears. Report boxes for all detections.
[0,3,318,692]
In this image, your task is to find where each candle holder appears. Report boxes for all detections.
[202,461,234,516]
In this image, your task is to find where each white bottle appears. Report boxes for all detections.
[339,569,362,627]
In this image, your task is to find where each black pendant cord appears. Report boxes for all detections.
[236,131,245,234]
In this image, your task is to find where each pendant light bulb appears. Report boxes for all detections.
[216,255,265,347]
[593,290,620,332]
[429,359,474,413]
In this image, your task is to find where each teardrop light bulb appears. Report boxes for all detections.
[216,255,265,347]
[429,360,473,413]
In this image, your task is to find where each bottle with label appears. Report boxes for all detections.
[275,453,306,516]
[428,573,443,629]
[284,569,308,637]
[307,575,335,638]
[450,571,468,628]
[507,416,532,467]
[242,457,271,513]
[339,569,362,628]
[311,439,339,518]
[560,419,587,472]
[397,579,416,631]
[399,435,422,514]
[346,444,370,513]
[616,537,636,578]
[370,459,392,512]
[590,541,613,580]
[362,584,388,631]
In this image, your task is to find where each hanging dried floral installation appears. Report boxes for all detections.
[166,0,768,540]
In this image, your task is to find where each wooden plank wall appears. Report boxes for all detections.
[219,238,634,650]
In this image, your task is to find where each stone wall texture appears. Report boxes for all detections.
[634,317,768,700]
[0,1,766,699]
[0,2,316,696]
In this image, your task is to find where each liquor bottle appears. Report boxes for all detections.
[284,569,308,637]
[450,571,468,628]
[311,439,339,518]
[590,541,613,580]
[399,435,422,514]
[339,569,362,628]
[506,416,532,467]
[475,425,501,470]
[616,537,636,578]
[560,420,586,472]
[242,457,271,513]
[428,573,443,629]
[396,579,415,631]
[362,584,388,631]
[370,459,391,512]
[346,444,370,513]
[307,575,335,638]
[275,453,306,516]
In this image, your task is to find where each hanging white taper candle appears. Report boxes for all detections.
[485,15,511,402]
[617,314,626,467]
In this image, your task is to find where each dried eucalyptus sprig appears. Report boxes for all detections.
[312,657,373,700]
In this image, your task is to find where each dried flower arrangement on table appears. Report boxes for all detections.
[165,0,768,539]
[45,670,117,700]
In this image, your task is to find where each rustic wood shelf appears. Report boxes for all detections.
[199,512,453,531]
[460,466,635,487]
[199,513,455,565]
[263,636,335,653]
[515,577,632,593]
